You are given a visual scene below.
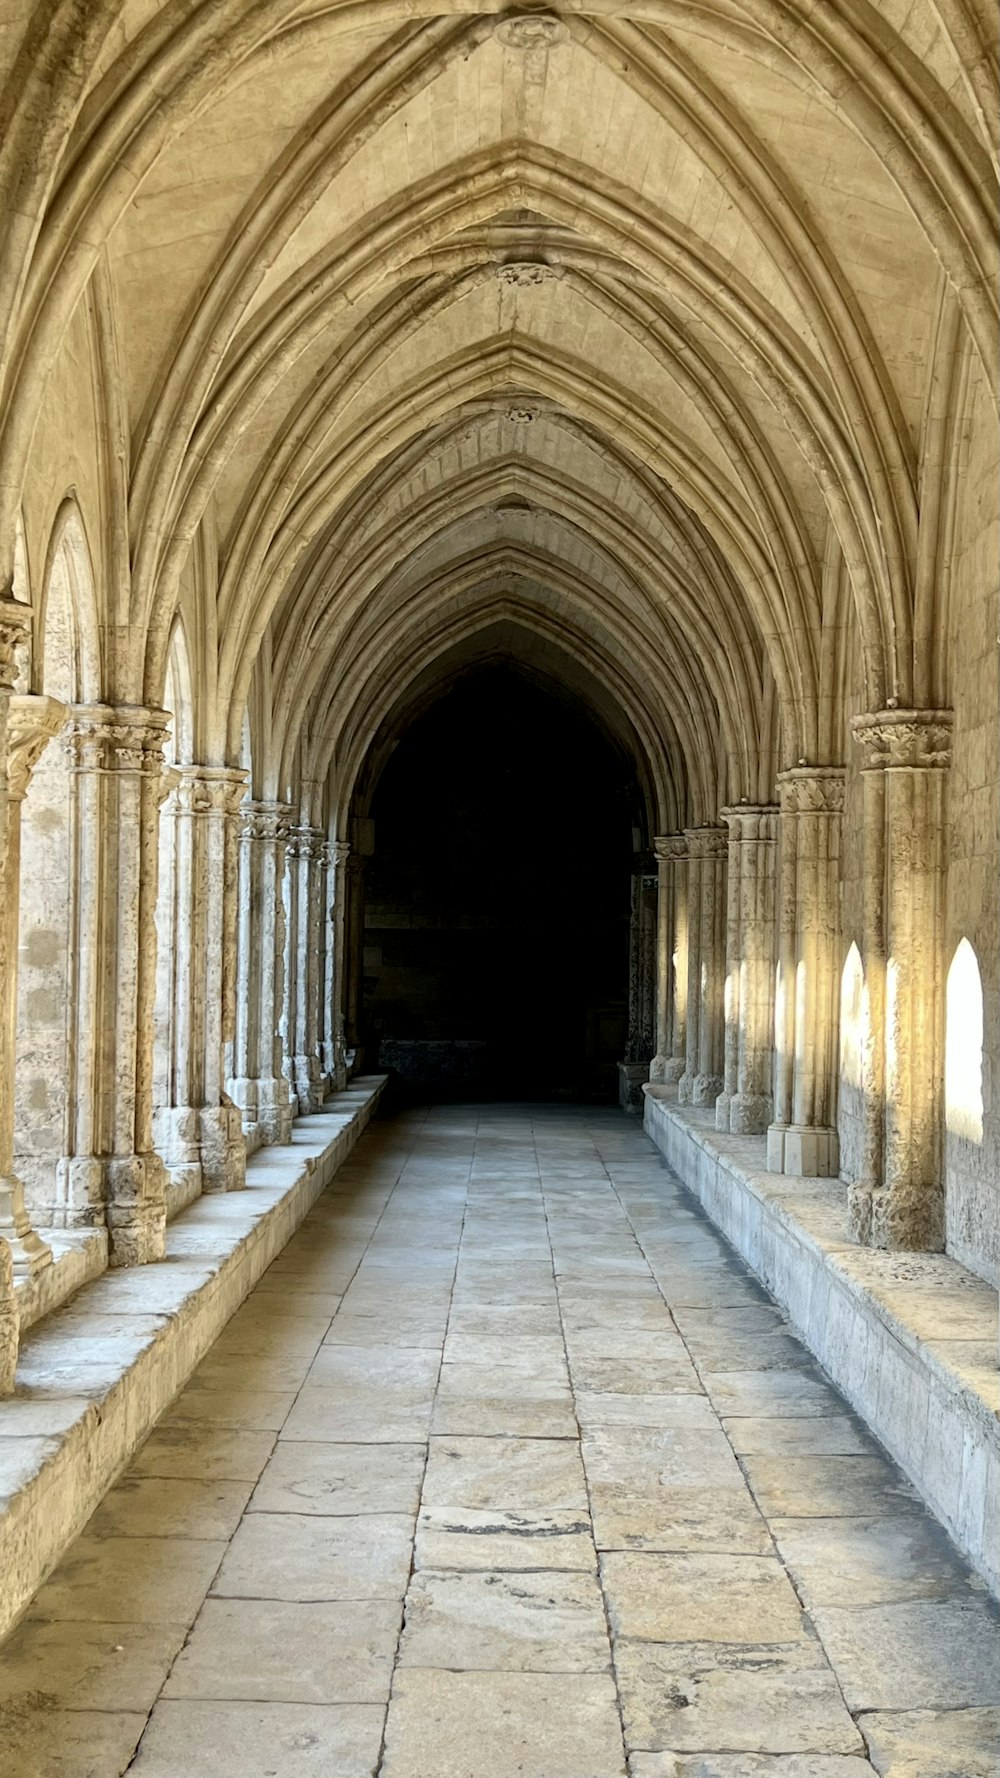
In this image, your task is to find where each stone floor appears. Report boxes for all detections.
[1,1104,997,1778]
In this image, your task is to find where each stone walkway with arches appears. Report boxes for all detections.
[1,1104,996,1778]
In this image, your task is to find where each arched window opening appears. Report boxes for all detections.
[945,938,984,1146]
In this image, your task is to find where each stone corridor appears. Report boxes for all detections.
[1,1105,996,1778]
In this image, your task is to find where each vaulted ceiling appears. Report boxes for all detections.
[1,2,995,822]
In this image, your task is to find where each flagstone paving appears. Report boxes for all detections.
[0,1104,996,1777]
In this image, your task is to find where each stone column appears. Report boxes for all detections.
[688,827,727,1106]
[0,695,66,1275]
[0,604,30,1381]
[66,706,171,1264]
[715,814,744,1131]
[328,840,351,1090]
[229,801,295,1144]
[849,711,952,1249]
[767,768,844,1177]
[283,824,326,1113]
[719,806,779,1134]
[158,766,248,1193]
[620,866,655,1110]
[650,835,688,1088]
[344,852,366,1061]
[677,835,702,1106]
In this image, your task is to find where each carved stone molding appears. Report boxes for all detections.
[776,767,846,815]
[239,800,294,845]
[683,824,727,857]
[169,764,247,818]
[653,833,688,864]
[68,705,171,776]
[494,12,567,48]
[6,694,68,800]
[0,600,30,694]
[285,824,325,863]
[851,709,953,771]
[720,803,779,843]
[496,262,556,287]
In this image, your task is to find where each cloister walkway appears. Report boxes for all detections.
[1,1105,997,1777]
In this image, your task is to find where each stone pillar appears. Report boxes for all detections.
[677,835,702,1106]
[718,806,779,1134]
[715,815,744,1131]
[0,695,66,1276]
[328,840,351,1090]
[229,801,295,1144]
[66,706,171,1264]
[158,766,248,1193]
[849,711,952,1249]
[767,768,844,1177]
[650,835,688,1088]
[0,605,28,1385]
[344,852,366,1060]
[620,865,655,1110]
[283,824,326,1113]
[687,827,727,1106]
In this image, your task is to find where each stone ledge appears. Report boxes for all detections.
[0,1077,386,1643]
[15,1228,109,1335]
[643,1084,999,1596]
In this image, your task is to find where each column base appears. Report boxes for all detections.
[228,1077,295,1147]
[866,1180,945,1253]
[287,1058,323,1115]
[767,1123,838,1178]
[692,1073,724,1107]
[676,1070,695,1105]
[103,1153,167,1266]
[196,1103,247,1194]
[649,1053,685,1087]
[0,1177,53,1279]
[52,1155,106,1229]
[714,1092,732,1131]
[618,1061,649,1113]
[729,1093,773,1136]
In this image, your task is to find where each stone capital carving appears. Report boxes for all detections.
[6,694,68,800]
[776,767,846,815]
[494,12,566,48]
[851,709,953,772]
[239,800,294,844]
[331,839,351,867]
[68,704,171,777]
[0,600,30,693]
[683,825,727,858]
[285,824,325,863]
[720,804,779,843]
[653,833,687,864]
[170,764,247,818]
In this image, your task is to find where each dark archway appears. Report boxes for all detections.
[359,664,639,1100]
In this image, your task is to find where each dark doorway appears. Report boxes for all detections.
[360,665,637,1100]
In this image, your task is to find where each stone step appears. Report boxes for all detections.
[0,1077,386,1642]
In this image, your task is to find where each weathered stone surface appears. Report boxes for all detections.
[809,1598,1000,1711]
[602,1552,807,1645]
[398,1568,611,1670]
[858,1707,1000,1777]
[247,1440,426,1516]
[127,1701,386,1777]
[421,1435,588,1509]
[614,1640,864,1756]
[415,1506,596,1572]
[212,1511,414,1601]
[163,1598,401,1701]
[379,1670,626,1777]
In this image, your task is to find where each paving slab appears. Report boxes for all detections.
[379,1669,626,1778]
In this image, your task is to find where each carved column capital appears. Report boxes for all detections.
[68,705,171,777]
[285,824,325,863]
[0,600,30,693]
[6,693,68,800]
[653,833,688,864]
[720,803,779,843]
[170,763,247,817]
[683,824,727,858]
[851,709,953,771]
[239,799,294,844]
[776,767,846,815]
